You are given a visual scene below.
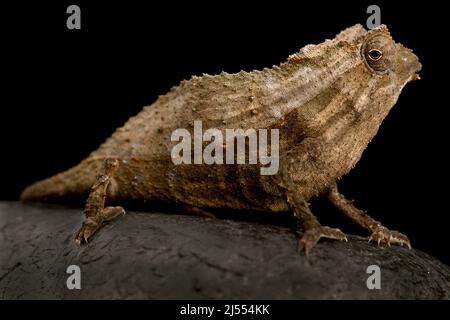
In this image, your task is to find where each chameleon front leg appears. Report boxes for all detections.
[287,192,347,255]
[75,158,125,245]
[325,183,411,248]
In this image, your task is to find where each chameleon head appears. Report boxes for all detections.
[360,25,421,84]
[333,24,421,122]
[296,24,423,175]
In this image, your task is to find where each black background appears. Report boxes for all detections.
[1,1,449,265]
[0,300,441,318]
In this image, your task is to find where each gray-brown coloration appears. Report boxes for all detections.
[20,24,421,252]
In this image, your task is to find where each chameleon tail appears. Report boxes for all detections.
[20,159,101,202]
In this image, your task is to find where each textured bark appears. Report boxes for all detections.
[1,202,448,300]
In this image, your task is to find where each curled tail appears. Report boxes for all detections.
[20,159,102,203]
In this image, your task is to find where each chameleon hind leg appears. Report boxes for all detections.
[75,158,125,245]
[325,183,411,248]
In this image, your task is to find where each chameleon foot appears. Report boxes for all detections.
[325,183,412,250]
[298,226,348,255]
[75,206,125,245]
[75,157,125,245]
[368,225,411,249]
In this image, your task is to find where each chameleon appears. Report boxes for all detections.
[20,24,421,254]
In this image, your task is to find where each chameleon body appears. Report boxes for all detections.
[21,24,421,253]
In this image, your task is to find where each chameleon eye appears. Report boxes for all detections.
[361,32,392,73]
[368,49,383,61]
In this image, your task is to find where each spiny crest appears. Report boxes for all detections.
[163,24,374,101]
[288,24,367,63]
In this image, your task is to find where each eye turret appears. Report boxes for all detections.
[361,32,393,73]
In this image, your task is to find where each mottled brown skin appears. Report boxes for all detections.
[21,24,421,253]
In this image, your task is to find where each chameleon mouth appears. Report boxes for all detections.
[414,61,422,80]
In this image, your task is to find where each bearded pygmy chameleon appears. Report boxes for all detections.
[21,24,421,253]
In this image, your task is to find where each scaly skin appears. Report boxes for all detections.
[21,24,421,252]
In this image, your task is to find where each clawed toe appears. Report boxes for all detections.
[74,207,125,245]
[298,226,348,255]
[75,217,102,245]
[369,226,411,249]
